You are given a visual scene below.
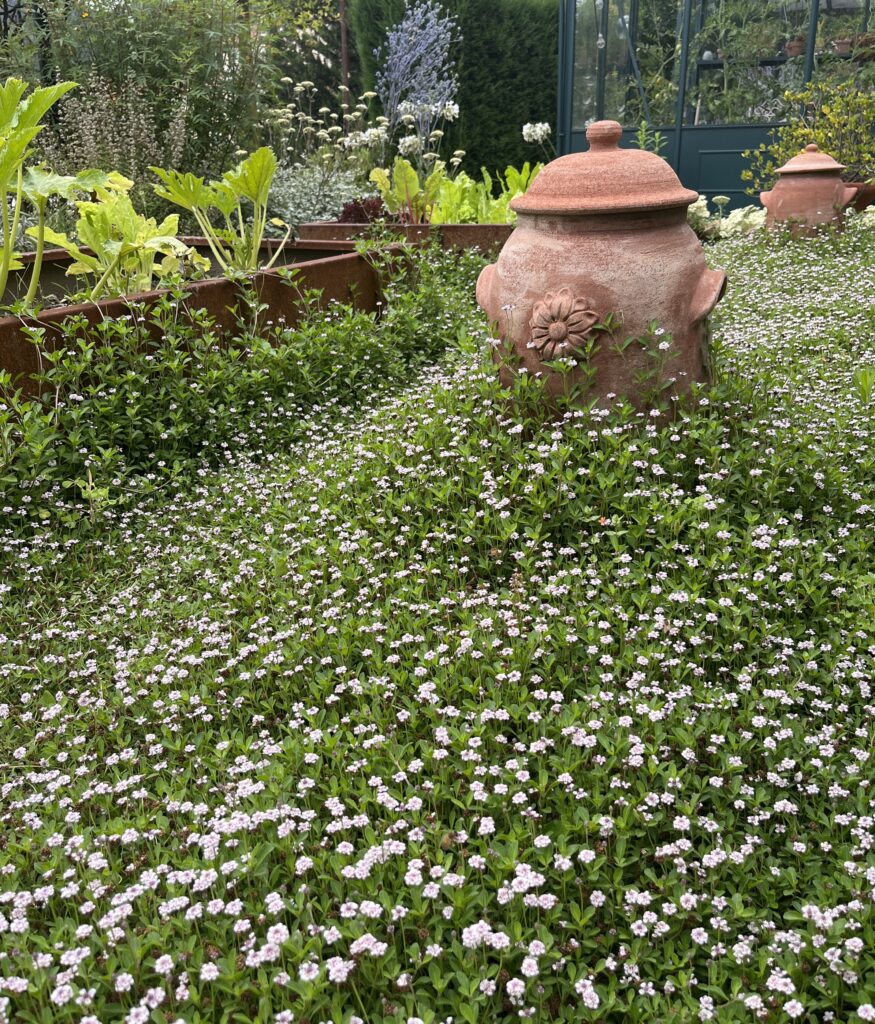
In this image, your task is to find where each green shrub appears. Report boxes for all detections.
[742,79,875,194]
[267,160,366,233]
[0,0,285,209]
[0,245,484,529]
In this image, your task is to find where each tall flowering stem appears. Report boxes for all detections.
[374,0,459,141]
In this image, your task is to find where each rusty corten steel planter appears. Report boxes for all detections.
[1,240,392,396]
[297,222,513,252]
[760,145,858,232]
[476,120,727,411]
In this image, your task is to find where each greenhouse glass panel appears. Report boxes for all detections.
[684,0,814,125]
[809,0,872,87]
[572,0,600,126]
[572,0,685,129]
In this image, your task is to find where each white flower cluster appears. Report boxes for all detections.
[687,194,766,240]
[342,126,388,151]
[397,99,458,122]
[397,134,422,157]
[522,121,552,143]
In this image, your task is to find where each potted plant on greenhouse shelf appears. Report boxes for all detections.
[741,80,875,210]
[297,156,542,253]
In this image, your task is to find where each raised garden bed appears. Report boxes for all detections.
[297,221,514,252]
[2,238,392,394]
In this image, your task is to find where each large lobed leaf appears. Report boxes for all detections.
[221,147,277,208]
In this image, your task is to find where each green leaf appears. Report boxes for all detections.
[151,167,215,214]
[222,146,277,207]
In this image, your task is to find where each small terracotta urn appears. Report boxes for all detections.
[476,120,727,410]
[760,144,857,232]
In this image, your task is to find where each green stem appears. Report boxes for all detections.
[194,209,231,275]
[24,201,46,306]
[0,167,24,300]
[262,221,292,271]
[235,203,248,269]
[90,251,123,302]
[0,179,13,299]
[250,207,262,271]
[9,167,23,260]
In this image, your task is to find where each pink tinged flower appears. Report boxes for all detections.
[115,973,135,993]
[50,985,74,1006]
[326,957,356,983]
[298,961,319,982]
[200,963,220,981]
[267,923,290,945]
[575,977,600,1009]
[785,1001,805,1019]
[506,978,526,999]
[144,988,165,1009]
[155,955,173,976]
[521,956,539,978]
[691,929,709,945]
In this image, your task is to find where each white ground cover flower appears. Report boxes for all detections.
[0,226,874,1022]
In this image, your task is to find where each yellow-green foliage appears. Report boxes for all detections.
[742,80,875,194]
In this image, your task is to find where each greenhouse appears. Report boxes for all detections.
[557,0,873,203]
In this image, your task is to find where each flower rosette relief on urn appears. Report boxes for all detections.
[476,120,728,410]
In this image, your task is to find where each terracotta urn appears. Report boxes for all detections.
[476,120,727,410]
[760,144,857,232]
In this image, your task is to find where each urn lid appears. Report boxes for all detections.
[775,143,846,176]
[511,120,698,216]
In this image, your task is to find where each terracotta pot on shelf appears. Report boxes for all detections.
[834,38,852,55]
[476,120,727,412]
[784,38,805,57]
[760,144,856,232]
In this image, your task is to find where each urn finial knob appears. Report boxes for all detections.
[586,120,623,150]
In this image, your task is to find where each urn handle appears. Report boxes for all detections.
[476,263,497,321]
[690,268,727,324]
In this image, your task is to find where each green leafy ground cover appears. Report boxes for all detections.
[0,222,874,1024]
